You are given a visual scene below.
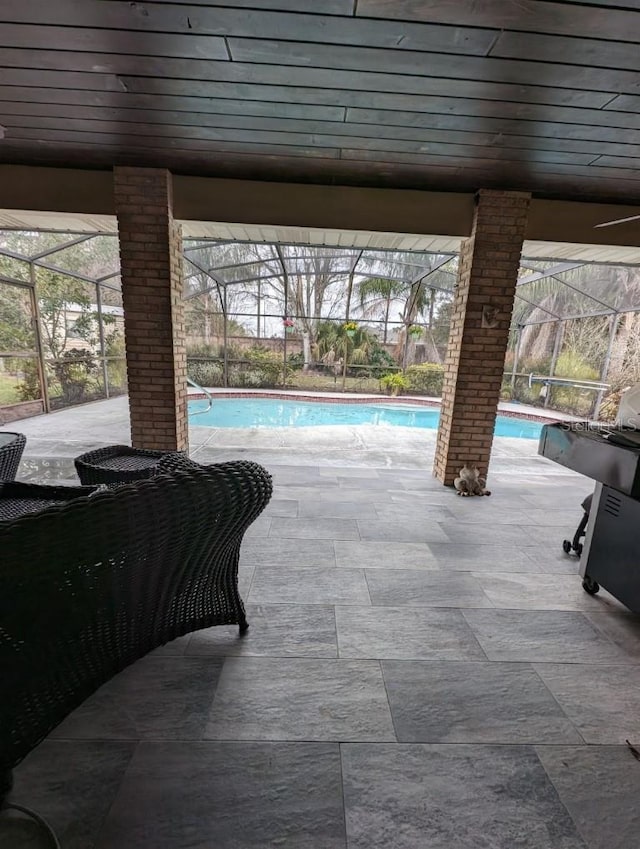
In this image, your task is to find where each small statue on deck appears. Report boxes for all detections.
[454,465,491,497]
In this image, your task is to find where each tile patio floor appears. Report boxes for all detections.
[4,398,640,848]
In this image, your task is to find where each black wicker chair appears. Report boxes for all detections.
[0,433,26,482]
[0,480,103,522]
[0,459,272,818]
[74,444,184,485]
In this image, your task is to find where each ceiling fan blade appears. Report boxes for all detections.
[594,214,640,228]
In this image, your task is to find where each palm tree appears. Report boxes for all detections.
[357,277,405,342]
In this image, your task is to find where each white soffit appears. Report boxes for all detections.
[522,240,640,265]
[0,209,117,233]
[1,210,640,265]
[180,220,463,253]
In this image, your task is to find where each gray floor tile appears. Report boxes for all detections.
[241,537,336,569]
[204,657,396,741]
[389,490,453,505]
[98,742,346,849]
[9,741,134,849]
[377,467,433,480]
[337,476,396,490]
[366,569,492,608]
[521,523,583,547]
[270,517,360,539]
[336,606,486,661]
[524,509,591,527]
[533,664,640,744]
[249,564,370,605]
[357,518,450,543]
[272,469,337,487]
[237,564,254,597]
[187,604,338,657]
[372,503,455,523]
[442,505,532,525]
[50,656,223,741]
[585,611,640,659]
[439,522,534,545]
[323,468,380,479]
[342,743,587,849]
[520,492,592,509]
[335,540,437,570]
[400,477,448,492]
[12,451,640,846]
[148,634,192,657]
[382,661,582,743]
[297,499,378,518]
[284,485,385,503]
[242,516,272,540]
[263,498,298,517]
[426,542,542,572]
[536,745,640,849]
[527,545,582,575]
[471,571,618,611]
[462,609,630,663]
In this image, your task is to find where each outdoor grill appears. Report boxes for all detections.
[539,421,640,611]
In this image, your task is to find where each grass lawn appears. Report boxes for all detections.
[0,372,21,404]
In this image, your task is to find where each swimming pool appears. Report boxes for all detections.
[188,397,543,439]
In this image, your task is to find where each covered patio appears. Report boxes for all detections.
[5,400,640,849]
[3,1,640,847]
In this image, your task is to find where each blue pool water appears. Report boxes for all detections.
[188,397,543,439]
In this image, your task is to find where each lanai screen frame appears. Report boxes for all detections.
[3,230,640,415]
[0,230,123,413]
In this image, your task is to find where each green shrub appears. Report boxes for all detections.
[380,372,409,395]
[106,358,128,395]
[53,348,99,404]
[105,335,127,395]
[187,343,219,358]
[405,363,445,396]
[17,360,41,402]
[287,351,305,371]
[187,358,224,387]
[549,351,600,416]
[239,348,286,387]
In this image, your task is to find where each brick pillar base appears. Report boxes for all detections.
[433,189,531,486]
[114,167,188,452]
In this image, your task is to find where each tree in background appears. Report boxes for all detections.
[274,247,352,370]
[31,269,115,405]
[0,284,33,353]
[356,253,455,367]
[0,232,125,406]
[357,276,405,343]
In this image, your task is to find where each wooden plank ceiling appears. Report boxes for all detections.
[1,0,640,201]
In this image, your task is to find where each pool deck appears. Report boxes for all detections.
[193,387,583,422]
[6,393,570,474]
[6,396,640,849]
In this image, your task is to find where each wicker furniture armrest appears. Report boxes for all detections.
[0,459,272,794]
[0,433,26,482]
[0,481,102,522]
[74,444,184,485]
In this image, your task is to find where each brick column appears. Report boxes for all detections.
[433,189,531,485]
[114,167,188,452]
